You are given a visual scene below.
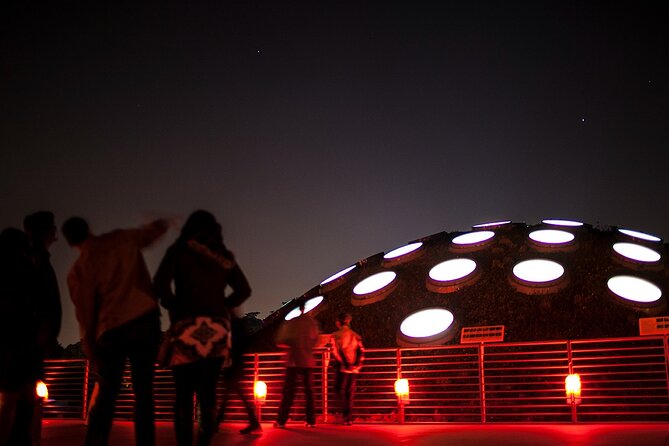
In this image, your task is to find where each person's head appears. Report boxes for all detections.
[61,217,91,247]
[23,211,57,249]
[337,313,352,328]
[180,210,223,247]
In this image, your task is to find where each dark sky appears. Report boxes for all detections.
[2,1,668,347]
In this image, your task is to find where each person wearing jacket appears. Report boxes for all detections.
[0,228,41,446]
[154,210,251,446]
[331,313,364,425]
[274,301,319,428]
[63,217,169,446]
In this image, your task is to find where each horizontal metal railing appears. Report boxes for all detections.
[42,335,669,423]
[41,359,88,419]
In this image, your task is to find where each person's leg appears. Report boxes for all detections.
[84,382,100,426]
[342,373,356,423]
[5,382,35,446]
[127,314,160,446]
[215,368,233,425]
[85,341,125,446]
[0,391,20,445]
[334,370,344,420]
[173,365,196,446]
[215,385,227,425]
[194,359,223,446]
[31,390,42,446]
[302,368,315,426]
[235,381,260,427]
[276,367,297,426]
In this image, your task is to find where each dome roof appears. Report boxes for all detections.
[252,220,667,349]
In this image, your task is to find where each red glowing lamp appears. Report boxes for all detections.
[395,378,410,403]
[36,380,49,400]
[565,373,581,405]
[254,380,267,403]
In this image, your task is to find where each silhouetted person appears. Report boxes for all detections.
[331,313,364,425]
[24,211,62,358]
[62,217,168,446]
[154,210,251,446]
[274,301,319,428]
[216,315,261,434]
[0,228,40,446]
[23,211,62,446]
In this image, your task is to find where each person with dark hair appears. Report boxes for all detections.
[331,313,364,426]
[274,301,319,428]
[23,211,62,445]
[0,228,41,446]
[23,211,62,358]
[63,217,169,446]
[154,210,251,446]
[60,217,90,247]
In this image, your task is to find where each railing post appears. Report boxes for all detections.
[663,335,669,400]
[82,360,89,420]
[479,343,486,423]
[396,348,404,424]
[253,354,261,422]
[567,340,577,423]
[321,349,330,422]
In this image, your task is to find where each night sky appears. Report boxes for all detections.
[2,1,668,348]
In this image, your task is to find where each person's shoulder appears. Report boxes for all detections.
[164,241,185,255]
[104,228,149,248]
[95,229,125,244]
[332,328,345,341]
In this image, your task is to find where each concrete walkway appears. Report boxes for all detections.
[42,420,669,446]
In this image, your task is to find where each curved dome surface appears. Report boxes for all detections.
[254,219,668,350]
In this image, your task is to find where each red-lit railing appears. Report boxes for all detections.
[42,335,669,423]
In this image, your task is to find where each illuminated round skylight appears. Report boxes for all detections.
[320,265,356,286]
[400,308,454,338]
[613,243,661,263]
[353,271,397,295]
[607,276,662,303]
[542,219,584,227]
[452,231,495,245]
[384,242,423,259]
[473,220,511,228]
[513,259,565,283]
[618,229,661,242]
[429,259,477,282]
[529,230,575,245]
[284,296,325,321]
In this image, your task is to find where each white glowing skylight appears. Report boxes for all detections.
[452,231,495,245]
[618,229,661,242]
[353,271,397,295]
[284,307,302,321]
[384,242,423,259]
[284,296,325,321]
[320,265,356,286]
[400,308,454,338]
[542,219,584,227]
[529,230,575,245]
[613,243,661,263]
[473,220,511,228]
[429,259,477,282]
[607,276,662,303]
[513,259,565,283]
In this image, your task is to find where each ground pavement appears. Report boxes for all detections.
[42,420,669,446]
